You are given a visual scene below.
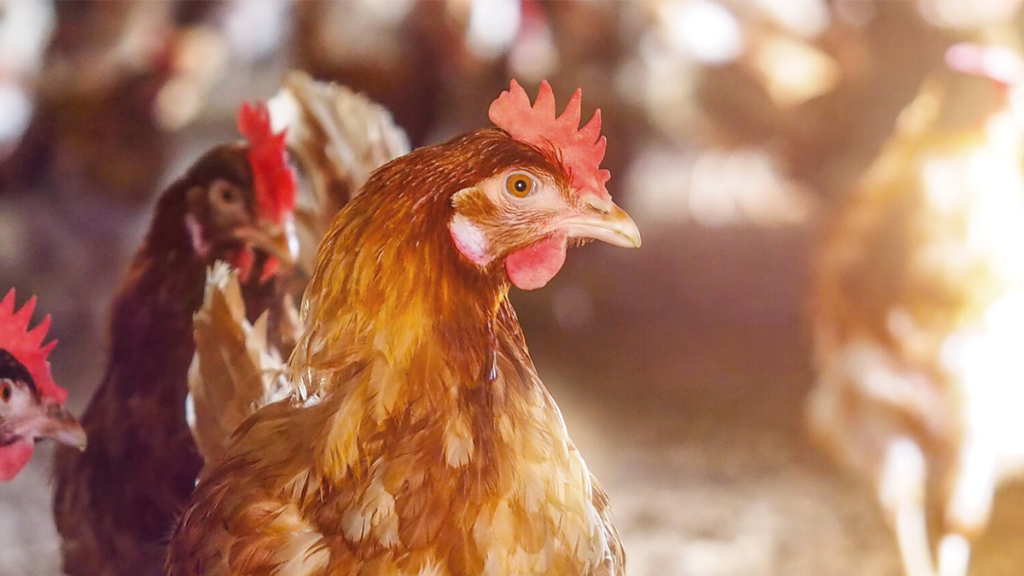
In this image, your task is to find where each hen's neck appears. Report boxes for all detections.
[105,209,281,393]
[295,197,509,388]
[291,203,536,466]
[104,234,208,395]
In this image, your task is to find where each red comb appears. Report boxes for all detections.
[489,80,611,201]
[0,290,66,404]
[237,101,297,225]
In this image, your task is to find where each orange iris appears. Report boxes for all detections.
[506,174,533,198]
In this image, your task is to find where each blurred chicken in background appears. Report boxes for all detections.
[51,102,299,576]
[808,43,1024,576]
[3,1,183,200]
[0,0,289,200]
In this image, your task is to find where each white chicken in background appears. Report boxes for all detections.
[808,43,1024,576]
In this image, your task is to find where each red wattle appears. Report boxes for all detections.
[0,439,35,482]
[231,246,256,283]
[260,256,281,283]
[505,232,568,290]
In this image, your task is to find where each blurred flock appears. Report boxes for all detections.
[3,1,1024,575]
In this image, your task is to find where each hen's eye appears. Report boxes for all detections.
[505,174,534,198]
[1,381,11,403]
[219,187,238,204]
[210,181,242,206]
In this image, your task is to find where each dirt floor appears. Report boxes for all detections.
[3,178,1024,576]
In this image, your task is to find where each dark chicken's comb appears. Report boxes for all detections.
[489,80,611,201]
[0,289,66,403]
[237,101,297,224]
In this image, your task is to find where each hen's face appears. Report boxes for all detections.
[449,163,640,290]
[0,349,85,481]
[182,147,298,282]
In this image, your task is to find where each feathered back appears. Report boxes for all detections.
[0,289,65,403]
[267,72,410,278]
[186,263,294,471]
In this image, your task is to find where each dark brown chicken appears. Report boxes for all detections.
[51,102,297,576]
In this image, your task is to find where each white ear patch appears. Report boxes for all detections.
[185,214,211,257]
[449,214,493,267]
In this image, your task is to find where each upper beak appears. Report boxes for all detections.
[18,403,87,451]
[234,219,299,266]
[562,198,642,248]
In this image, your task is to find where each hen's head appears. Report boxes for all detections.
[309,80,639,325]
[448,80,640,290]
[166,102,298,283]
[0,290,86,481]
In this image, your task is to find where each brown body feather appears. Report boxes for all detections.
[166,130,623,576]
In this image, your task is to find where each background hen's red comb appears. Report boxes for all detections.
[0,289,67,404]
[237,101,297,224]
[488,79,611,201]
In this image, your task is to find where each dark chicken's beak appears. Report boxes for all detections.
[234,220,299,266]
[563,197,642,248]
[14,402,87,451]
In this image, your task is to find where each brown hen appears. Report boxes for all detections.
[165,80,639,576]
[51,102,298,576]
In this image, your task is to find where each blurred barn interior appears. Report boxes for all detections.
[3,1,1024,575]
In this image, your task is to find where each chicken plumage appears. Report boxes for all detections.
[0,289,85,481]
[808,44,1024,576]
[165,80,639,576]
[51,103,298,576]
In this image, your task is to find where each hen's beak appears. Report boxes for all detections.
[234,218,299,266]
[563,197,642,248]
[14,402,87,451]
